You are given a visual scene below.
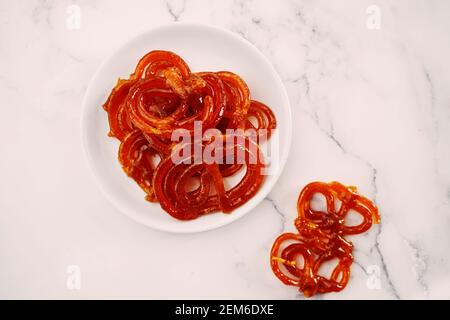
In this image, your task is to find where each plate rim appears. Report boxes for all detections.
[80,22,292,233]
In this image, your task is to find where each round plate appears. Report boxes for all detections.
[81,23,292,233]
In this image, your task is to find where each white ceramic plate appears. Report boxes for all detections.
[81,23,291,233]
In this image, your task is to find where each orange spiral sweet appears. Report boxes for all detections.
[102,50,276,220]
[270,181,380,297]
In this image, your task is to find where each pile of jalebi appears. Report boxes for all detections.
[102,50,276,220]
[270,181,380,297]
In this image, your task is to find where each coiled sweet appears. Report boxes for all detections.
[102,50,276,220]
[270,181,380,297]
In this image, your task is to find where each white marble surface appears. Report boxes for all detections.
[1,0,450,299]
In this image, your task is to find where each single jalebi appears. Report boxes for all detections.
[102,50,276,220]
[270,181,380,297]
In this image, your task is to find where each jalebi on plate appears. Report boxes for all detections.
[102,50,276,220]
